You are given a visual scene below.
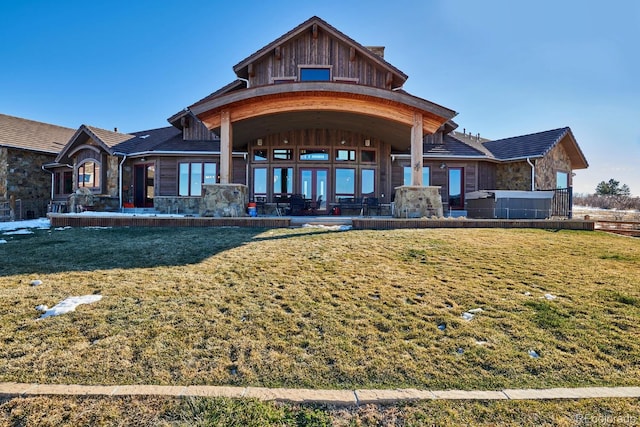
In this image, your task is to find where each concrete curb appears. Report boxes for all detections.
[1,383,640,405]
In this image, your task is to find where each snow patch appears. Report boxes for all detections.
[0,218,50,231]
[37,295,103,319]
[2,229,33,235]
[543,293,557,301]
[461,312,475,321]
[30,280,43,287]
[0,239,6,244]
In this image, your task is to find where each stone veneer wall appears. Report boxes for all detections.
[535,143,571,189]
[105,155,120,197]
[154,196,202,215]
[495,161,532,191]
[200,184,248,217]
[393,186,443,218]
[1,148,56,217]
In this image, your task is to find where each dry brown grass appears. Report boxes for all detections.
[1,226,639,392]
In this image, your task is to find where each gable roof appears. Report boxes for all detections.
[55,124,136,163]
[0,113,75,154]
[482,127,589,169]
[233,16,408,87]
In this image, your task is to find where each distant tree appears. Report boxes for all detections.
[595,179,631,196]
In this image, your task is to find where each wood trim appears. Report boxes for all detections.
[200,93,444,135]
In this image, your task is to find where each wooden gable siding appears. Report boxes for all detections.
[158,158,177,196]
[250,27,391,89]
[183,117,218,141]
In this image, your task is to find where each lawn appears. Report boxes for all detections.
[1,224,639,424]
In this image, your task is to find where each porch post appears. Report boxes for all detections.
[411,111,424,186]
[220,110,233,184]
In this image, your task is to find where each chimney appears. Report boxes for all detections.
[365,46,385,58]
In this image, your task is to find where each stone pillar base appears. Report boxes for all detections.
[393,186,443,218]
[200,184,248,217]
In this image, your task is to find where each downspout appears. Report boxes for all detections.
[526,157,535,191]
[238,78,250,88]
[115,153,127,209]
[41,165,55,201]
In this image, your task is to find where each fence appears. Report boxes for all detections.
[549,187,573,219]
[0,198,49,222]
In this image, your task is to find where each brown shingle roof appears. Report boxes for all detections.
[0,113,76,153]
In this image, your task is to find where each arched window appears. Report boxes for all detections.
[78,160,101,190]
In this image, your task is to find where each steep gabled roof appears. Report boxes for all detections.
[232,16,408,87]
[55,125,135,163]
[482,127,589,169]
[187,80,248,111]
[0,113,75,154]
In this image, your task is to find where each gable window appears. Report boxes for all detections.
[179,162,217,196]
[253,149,268,161]
[300,149,329,161]
[78,160,100,190]
[273,149,293,161]
[299,67,330,81]
[336,149,356,161]
[556,172,569,189]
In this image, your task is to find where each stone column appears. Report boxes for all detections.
[393,186,443,218]
[200,184,248,217]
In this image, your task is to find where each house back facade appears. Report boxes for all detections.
[2,17,588,219]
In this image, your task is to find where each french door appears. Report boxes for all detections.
[300,168,328,213]
[134,163,155,207]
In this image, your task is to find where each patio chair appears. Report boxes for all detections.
[287,194,306,215]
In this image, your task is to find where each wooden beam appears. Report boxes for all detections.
[198,94,445,134]
[386,72,393,88]
[248,63,255,77]
[349,47,356,61]
[274,46,281,60]
[312,24,318,39]
[219,110,232,184]
[411,112,424,186]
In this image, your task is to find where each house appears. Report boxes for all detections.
[0,114,75,219]
[10,16,588,219]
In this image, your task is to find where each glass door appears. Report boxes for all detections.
[134,163,155,208]
[448,167,464,210]
[300,168,328,213]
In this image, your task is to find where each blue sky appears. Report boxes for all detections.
[1,0,638,195]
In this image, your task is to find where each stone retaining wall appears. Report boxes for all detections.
[200,184,248,217]
[393,186,443,218]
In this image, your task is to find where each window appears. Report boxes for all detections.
[273,149,293,161]
[403,166,430,186]
[253,168,267,196]
[361,150,376,162]
[253,149,268,161]
[300,149,329,161]
[273,168,293,195]
[556,172,569,189]
[179,162,216,196]
[78,161,100,190]
[335,168,355,197]
[54,171,73,195]
[300,67,330,81]
[336,149,356,161]
[361,169,375,195]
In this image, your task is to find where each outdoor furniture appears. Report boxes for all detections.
[287,194,306,215]
[274,195,291,216]
[338,197,364,215]
[364,197,381,216]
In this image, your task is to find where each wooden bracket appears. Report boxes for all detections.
[350,47,356,61]
[312,24,318,39]
[248,63,255,77]
[274,46,281,60]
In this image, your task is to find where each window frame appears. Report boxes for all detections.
[178,161,217,197]
[77,159,101,192]
[298,65,332,82]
